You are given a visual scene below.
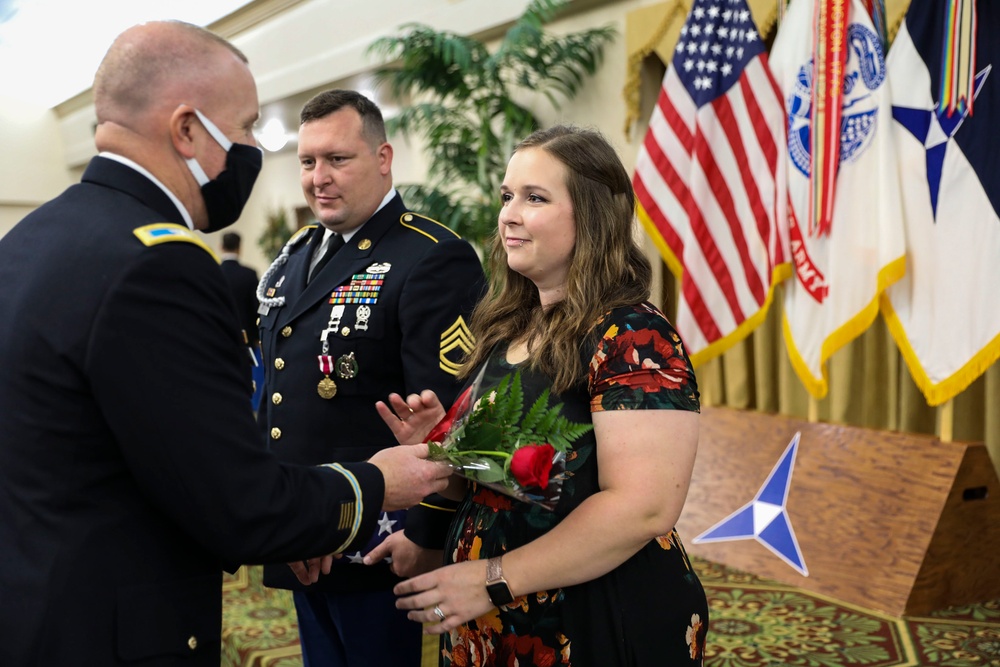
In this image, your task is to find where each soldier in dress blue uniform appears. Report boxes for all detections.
[0,24,449,666]
[256,90,486,666]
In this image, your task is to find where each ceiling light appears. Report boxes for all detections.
[257,118,289,152]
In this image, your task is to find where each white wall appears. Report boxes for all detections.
[0,95,74,235]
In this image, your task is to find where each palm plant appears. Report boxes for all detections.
[258,208,293,259]
[367,0,615,251]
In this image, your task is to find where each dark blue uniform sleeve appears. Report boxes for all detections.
[85,243,384,567]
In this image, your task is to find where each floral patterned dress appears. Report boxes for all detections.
[442,302,708,667]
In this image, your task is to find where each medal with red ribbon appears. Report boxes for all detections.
[317,354,337,399]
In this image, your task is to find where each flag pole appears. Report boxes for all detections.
[938,399,954,443]
[808,396,819,423]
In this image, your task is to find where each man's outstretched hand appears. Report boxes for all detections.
[368,443,451,511]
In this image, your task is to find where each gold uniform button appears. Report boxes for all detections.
[274,358,285,370]
[272,393,283,405]
[341,326,350,336]
[187,636,198,650]
[270,427,282,440]
[281,326,293,338]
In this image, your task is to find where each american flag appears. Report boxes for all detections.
[633,0,789,365]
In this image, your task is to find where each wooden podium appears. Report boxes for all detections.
[675,406,1000,617]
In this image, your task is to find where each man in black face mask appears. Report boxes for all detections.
[183,106,263,233]
[0,20,451,666]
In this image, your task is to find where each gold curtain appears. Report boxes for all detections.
[623,0,1000,476]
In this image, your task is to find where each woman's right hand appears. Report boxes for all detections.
[375,389,446,446]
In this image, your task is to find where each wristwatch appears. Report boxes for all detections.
[485,556,514,606]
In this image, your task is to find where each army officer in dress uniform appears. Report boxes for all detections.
[256,90,486,666]
[0,24,449,667]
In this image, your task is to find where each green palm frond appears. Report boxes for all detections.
[396,183,499,243]
[368,0,615,253]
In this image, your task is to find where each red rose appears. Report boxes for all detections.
[509,444,555,489]
[427,384,474,444]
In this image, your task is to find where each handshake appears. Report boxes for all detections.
[367,442,451,511]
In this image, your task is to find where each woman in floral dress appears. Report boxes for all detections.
[375,125,708,666]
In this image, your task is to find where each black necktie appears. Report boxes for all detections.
[308,233,345,283]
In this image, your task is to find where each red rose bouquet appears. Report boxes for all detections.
[425,368,593,510]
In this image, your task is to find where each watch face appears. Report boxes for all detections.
[486,581,515,606]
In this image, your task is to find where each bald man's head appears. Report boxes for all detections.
[90,20,260,231]
[94,21,249,129]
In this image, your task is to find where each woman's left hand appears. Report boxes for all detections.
[393,559,495,634]
[375,390,445,446]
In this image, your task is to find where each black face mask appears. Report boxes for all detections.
[185,108,263,233]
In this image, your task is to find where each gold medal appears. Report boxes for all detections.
[317,375,338,399]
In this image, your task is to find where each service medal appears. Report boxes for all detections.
[317,376,338,399]
[336,352,359,380]
[317,354,338,399]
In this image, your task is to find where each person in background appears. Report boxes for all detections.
[0,22,449,666]
[372,125,709,666]
[255,89,485,667]
[220,231,264,409]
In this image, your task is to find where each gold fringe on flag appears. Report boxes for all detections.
[622,0,689,137]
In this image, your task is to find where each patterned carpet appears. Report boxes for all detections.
[221,558,1000,666]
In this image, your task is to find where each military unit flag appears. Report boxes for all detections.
[632,0,997,405]
[768,0,905,398]
[882,0,1000,406]
[633,0,789,366]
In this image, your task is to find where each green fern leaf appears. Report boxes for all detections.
[520,386,551,432]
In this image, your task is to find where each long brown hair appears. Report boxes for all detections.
[460,125,652,393]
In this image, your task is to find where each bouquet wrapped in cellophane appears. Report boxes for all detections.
[425,367,593,510]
